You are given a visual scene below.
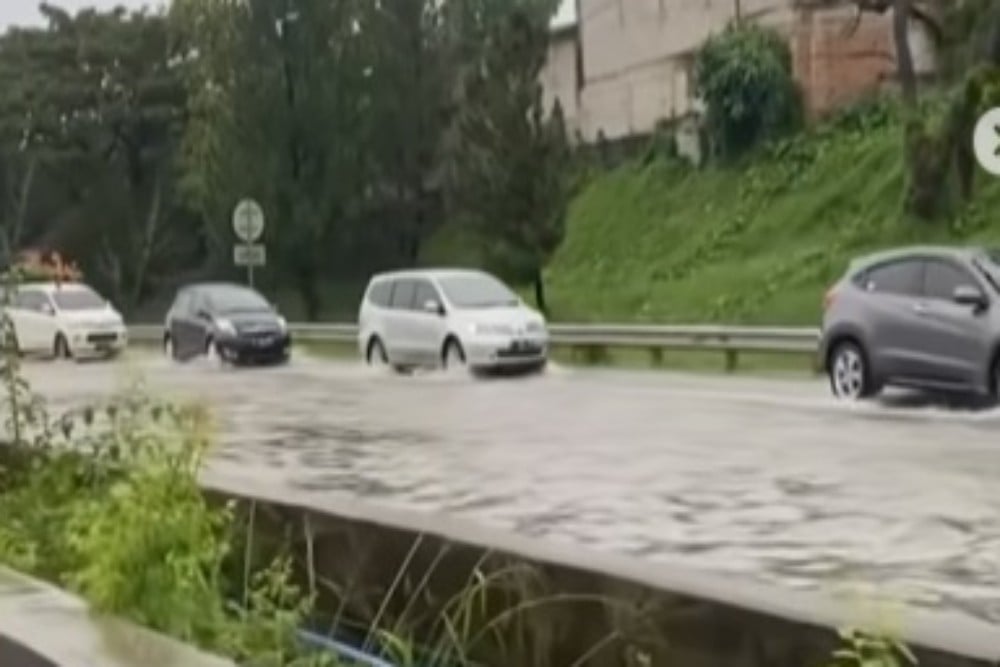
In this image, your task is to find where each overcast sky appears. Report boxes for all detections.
[2,0,576,30]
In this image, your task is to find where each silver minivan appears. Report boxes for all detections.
[357,269,549,373]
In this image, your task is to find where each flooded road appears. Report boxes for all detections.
[20,353,1000,627]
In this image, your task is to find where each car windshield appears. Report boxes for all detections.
[438,274,519,309]
[51,286,105,310]
[207,286,271,313]
[975,250,1000,294]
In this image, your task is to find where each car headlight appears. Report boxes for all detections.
[215,318,237,336]
[276,316,287,331]
[470,322,513,336]
[526,320,546,334]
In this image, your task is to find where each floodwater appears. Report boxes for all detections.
[18,352,1000,628]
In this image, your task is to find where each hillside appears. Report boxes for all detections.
[544,107,1000,325]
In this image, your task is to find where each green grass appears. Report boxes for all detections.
[544,110,1000,325]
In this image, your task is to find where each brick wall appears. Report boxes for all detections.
[539,0,938,143]
[790,7,936,118]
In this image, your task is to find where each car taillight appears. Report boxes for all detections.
[823,287,837,311]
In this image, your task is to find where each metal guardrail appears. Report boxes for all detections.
[129,322,821,371]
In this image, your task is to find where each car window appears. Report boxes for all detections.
[923,259,978,301]
[368,280,392,307]
[389,279,416,309]
[172,290,192,315]
[860,259,923,296]
[412,279,440,311]
[437,273,519,309]
[51,286,104,310]
[205,285,270,313]
[190,290,211,316]
[15,290,49,312]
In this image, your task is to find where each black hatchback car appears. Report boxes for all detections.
[163,282,291,365]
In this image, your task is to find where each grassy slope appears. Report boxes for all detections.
[545,116,1000,325]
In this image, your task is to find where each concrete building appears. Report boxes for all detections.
[541,0,935,149]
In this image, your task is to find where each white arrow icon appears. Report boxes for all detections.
[973,108,1000,176]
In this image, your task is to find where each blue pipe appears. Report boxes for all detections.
[297,628,398,667]
[226,599,398,667]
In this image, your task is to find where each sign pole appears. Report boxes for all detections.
[232,198,266,289]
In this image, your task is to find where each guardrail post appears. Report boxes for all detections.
[649,347,663,367]
[725,349,738,373]
[583,345,609,366]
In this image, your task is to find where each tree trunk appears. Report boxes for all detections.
[296,265,321,321]
[129,177,163,309]
[893,0,918,107]
[533,268,548,316]
[988,2,1000,65]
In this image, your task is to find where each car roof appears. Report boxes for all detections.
[850,245,983,271]
[368,268,493,283]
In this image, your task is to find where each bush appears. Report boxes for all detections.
[0,339,332,665]
[694,22,803,160]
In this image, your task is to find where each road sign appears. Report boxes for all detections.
[233,243,266,267]
[973,108,1000,176]
[232,199,265,243]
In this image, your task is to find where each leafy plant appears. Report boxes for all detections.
[694,22,802,160]
[827,628,918,667]
[0,344,337,665]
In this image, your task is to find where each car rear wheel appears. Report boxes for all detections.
[829,340,875,400]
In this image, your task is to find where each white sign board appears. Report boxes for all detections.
[233,243,266,267]
[232,199,265,243]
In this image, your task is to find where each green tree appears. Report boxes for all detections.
[173,0,376,319]
[364,0,450,265]
[694,23,801,160]
[444,0,571,315]
[0,4,192,309]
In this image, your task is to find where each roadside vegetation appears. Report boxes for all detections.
[543,0,1000,325]
[544,98,999,325]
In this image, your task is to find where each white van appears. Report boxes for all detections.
[357,269,548,373]
[2,282,127,359]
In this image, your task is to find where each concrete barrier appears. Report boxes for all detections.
[199,468,1000,667]
[0,566,235,667]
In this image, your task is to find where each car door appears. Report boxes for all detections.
[386,279,418,363]
[173,290,208,358]
[859,257,928,379]
[915,257,991,386]
[12,289,55,352]
[410,278,448,365]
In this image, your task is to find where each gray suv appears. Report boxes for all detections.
[820,245,1000,400]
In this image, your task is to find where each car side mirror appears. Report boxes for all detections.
[953,285,988,310]
[196,309,212,320]
[422,299,444,316]
[40,303,55,316]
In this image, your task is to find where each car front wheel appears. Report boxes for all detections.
[829,340,876,400]
[442,338,467,372]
